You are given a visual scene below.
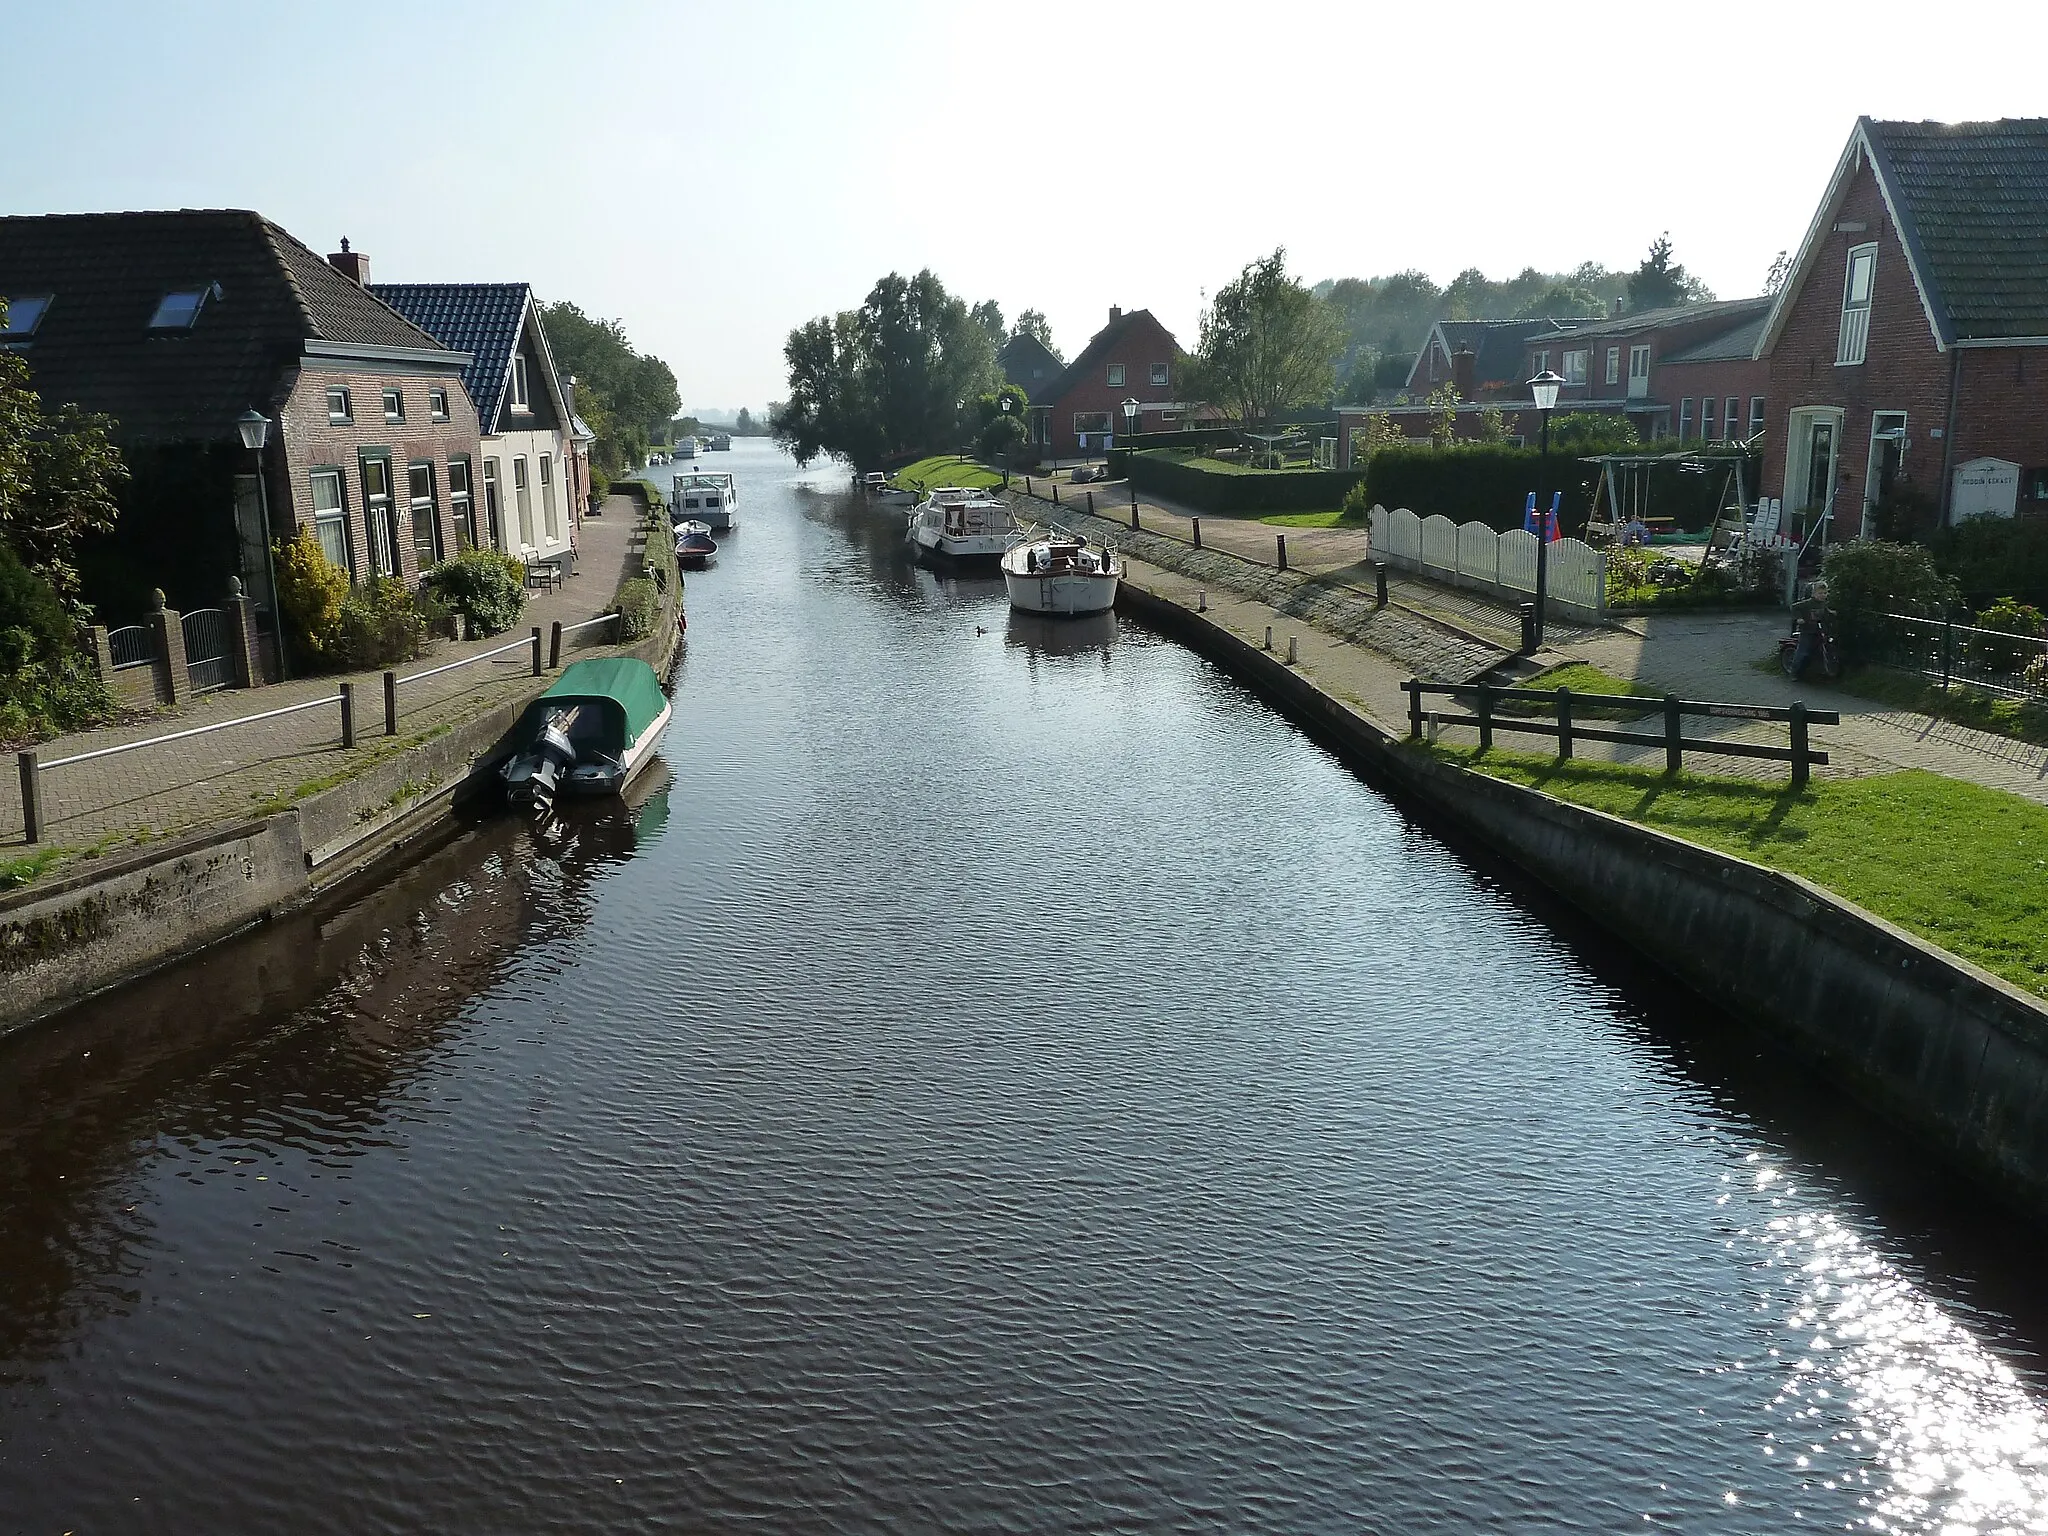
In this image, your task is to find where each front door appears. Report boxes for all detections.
[232,473,275,611]
[1863,412,1907,537]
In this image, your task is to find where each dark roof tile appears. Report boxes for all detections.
[369,282,530,429]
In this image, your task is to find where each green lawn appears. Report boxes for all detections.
[1514,663,1662,720]
[890,456,1005,492]
[1834,664,2048,750]
[1259,509,1353,528]
[1429,748,2048,999]
[1166,451,1322,477]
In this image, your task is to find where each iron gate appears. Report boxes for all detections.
[181,607,229,693]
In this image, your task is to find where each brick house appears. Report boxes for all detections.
[1523,296,1772,442]
[370,280,581,566]
[1755,116,2048,538]
[0,210,479,647]
[998,331,1062,397]
[1407,319,1570,400]
[1027,306,1184,460]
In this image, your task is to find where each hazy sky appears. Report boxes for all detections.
[7,1,2043,412]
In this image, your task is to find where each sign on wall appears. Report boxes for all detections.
[1951,457,2020,521]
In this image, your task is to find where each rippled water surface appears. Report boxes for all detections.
[7,441,2048,1533]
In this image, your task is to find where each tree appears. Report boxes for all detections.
[1015,308,1061,363]
[0,319,127,609]
[1183,248,1343,426]
[1426,383,1459,448]
[969,300,1005,351]
[735,406,755,434]
[1626,235,1713,313]
[539,300,680,475]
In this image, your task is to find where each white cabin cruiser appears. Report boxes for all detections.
[673,470,738,530]
[674,437,700,460]
[908,487,1016,557]
[1001,528,1120,616]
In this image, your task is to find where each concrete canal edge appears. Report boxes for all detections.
[1117,580,2048,1217]
[0,618,682,1039]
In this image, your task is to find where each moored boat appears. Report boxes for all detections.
[860,471,887,496]
[908,486,1016,557]
[672,470,738,530]
[500,657,672,812]
[1001,528,1120,616]
[675,437,700,460]
[674,518,718,567]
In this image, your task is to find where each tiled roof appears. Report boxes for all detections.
[1029,309,1177,408]
[0,209,449,444]
[1662,311,1769,363]
[998,331,1062,392]
[369,282,530,429]
[1532,296,1772,344]
[1864,117,2048,341]
[1413,319,1567,391]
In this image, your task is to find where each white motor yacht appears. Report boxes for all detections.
[1001,528,1120,616]
[908,487,1016,557]
[673,470,738,530]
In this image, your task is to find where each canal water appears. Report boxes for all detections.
[5,440,2048,1533]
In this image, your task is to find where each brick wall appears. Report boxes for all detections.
[275,364,483,584]
[1661,358,1770,443]
[1042,311,1181,458]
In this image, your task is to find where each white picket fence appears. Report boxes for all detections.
[1367,505,1606,619]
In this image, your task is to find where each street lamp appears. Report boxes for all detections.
[1121,396,1140,445]
[236,408,288,680]
[1526,369,1565,648]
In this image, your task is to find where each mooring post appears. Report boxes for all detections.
[1555,686,1574,760]
[383,670,398,737]
[1197,590,1206,612]
[1287,635,1298,665]
[1024,476,1032,498]
[1375,561,1388,609]
[1129,502,1140,531]
[1054,482,1062,506]
[1476,686,1493,751]
[1191,516,1202,549]
[339,683,356,749]
[1264,624,1273,650]
[1276,534,1288,571]
[1664,693,1682,774]
[17,750,41,844]
[549,620,563,669]
[1790,701,1811,789]
[1407,679,1424,740]
[530,627,543,676]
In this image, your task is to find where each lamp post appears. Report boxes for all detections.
[236,408,288,680]
[1526,369,1564,647]
[1121,396,1140,449]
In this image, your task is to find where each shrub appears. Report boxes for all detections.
[612,577,660,640]
[422,548,526,637]
[1929,517,2048,609]
[334,577,438,669]
[273,526,350,663]
[1821,539,1959,652]
[589,466,612,504]
[1972,596,2047,676]
[0,541,112,742]
[1124,449,1364,513]
[1605,545,1652,592]
[1340,481,1372,522]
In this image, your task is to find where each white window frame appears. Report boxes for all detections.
[1149,362,1168,386]
[429,386,449,422]
[1726,397,1740,442]
[1700,396,1716,440]
[1837,242,1877,367]
[539,452,558,540]
[510,355,531,412]
[1533,349,1550,374]
[448,457,474,549]
[1605,346,1621,386]
[326,386,352,424]
[362,455,398,578]
[383,387,404,424]
[1562,349,1588,386]
[310,468,351,574]
[1678,398,1693,439]
[408,460,441,569]
[1748,396,1767,437]
[513,454,533,545]
[1106,364,1125,387]
[482,457,502,549]
[1072,410,1112,435]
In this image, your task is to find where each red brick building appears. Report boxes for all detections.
[1523,297,1771,441]
[1027,306,1184,460]
[1755,116,2048,537]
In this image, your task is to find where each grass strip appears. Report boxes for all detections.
[1833,664,2048,750]
[1258,509,1354,528]
[1427,747,2048,999]
[890,456,1006,493]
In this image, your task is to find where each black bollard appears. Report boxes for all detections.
[1276,534,1288,571]
[1192,517,1202,549]
[1374,561,1388,608]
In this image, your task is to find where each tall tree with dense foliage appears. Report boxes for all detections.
[539,301,680,475]
[772,269,1003,469]
[0,318,127,607]
[1015,308,1062,363]
[1183,248,1343,426]
[1626,235,1714,312]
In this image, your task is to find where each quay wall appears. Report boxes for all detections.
[0,617,681,1039]
[1117,580,2048,1217]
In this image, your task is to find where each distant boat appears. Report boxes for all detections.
[1001,528,1119,616]
[675,437,700,460]
[908,487,1016,558]
[674,518,718,567]
[500,657,672,812]
[708,432,732,451]
[860,471,887,495]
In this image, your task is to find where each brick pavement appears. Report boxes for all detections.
[3,501,646,856]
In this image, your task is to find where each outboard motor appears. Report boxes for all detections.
[501,707,580,814]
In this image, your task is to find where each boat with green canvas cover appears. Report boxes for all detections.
[500,656,673,812]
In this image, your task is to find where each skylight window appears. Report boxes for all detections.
[1,294,52,340]
[148,289,209,330]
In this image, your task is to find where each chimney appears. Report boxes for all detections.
[1612,296,1624,317]
[327,237,369,287]
[1109,305,1123,324]
[1451,346,1476,399]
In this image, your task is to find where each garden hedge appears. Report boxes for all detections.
[1121,450,1365,514]
[1363,444,1756,534]
[1928,517,2048,609]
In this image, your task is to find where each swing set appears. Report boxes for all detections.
[1581,450,1748,552]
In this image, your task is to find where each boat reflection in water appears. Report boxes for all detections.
[1005,607,1119,660]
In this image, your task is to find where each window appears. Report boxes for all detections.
[429,386,449,422]
[1838,242,1877,366]
[408,461,441,569]
[1726,398,1740,442]
[1073,411,1112,435]
[1701,396,1717,440]
[310,468,351,573]
[539,453,558,540]
[147,288,209,330]
[362,455,397,577]
[1605,347,1621,386]
[482,458,503,548]
[1628,345,1651,398]
[1679,398,1693,439]
[1562,349,1588,386]
[1533,350,1550,374]
[1749,396,1767,437]
[326,386,352,424]
[383,388,404,424]
[509,355,530,413]
[1106,364,1125,387]
[513,455,533,546]
[0,293,52,341]
[1150,362,1169,386]
[449,458,475,550]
